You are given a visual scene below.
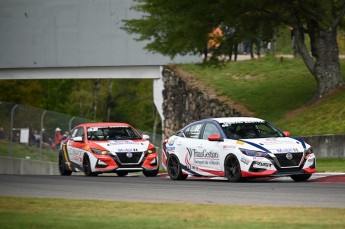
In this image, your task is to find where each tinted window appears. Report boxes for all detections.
[202,123,220,139]
[184,123,203,139]
[76,128,84,137]
[87,126,141,141]
[221,122,284,139]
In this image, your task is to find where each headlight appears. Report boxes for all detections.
[146,147,156,154]
[305,147,313,155]
[91,148,110,155]
[239,148,268,157]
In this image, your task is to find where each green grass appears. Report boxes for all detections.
[316,158,345,172]
[0,196,344,229]
[179,56,345,136]
[0,140,58,163]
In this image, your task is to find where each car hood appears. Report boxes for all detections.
[92,140,149,153]
[237,137,308,154]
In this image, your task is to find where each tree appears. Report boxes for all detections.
[123,0,345,103]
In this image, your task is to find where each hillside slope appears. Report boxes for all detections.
[178,56,345,136]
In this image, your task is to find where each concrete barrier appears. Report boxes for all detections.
[0,156,59,175]
[301,134,345,158]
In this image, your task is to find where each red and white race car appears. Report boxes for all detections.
[162,117,316,182]
[59,122,159,177]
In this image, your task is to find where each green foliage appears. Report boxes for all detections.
[123,0,282,58]
[0,79,159,133]
[0,80,42,107]
[123,0,345,57]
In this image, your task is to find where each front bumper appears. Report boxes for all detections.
[241,154,316,178]
[93,152,159,173]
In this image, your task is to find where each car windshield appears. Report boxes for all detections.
[86,126,142,141]
[221,121,285,139]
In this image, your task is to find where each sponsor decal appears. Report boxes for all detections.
[117,148,138,152]
[221,120,264,127]
[236,140,245,145]
[165,146,175,151]
[223,145,236,149]
[186,148,219,159]
[186,148,220,166]
[168,138,176,145]
[253,161,272,168]
[108,140,141,145]
[73,156,82,163]
[252,157,265,161]
[259,139,294,146]
[276,148,299,153]
[240,157,250,165]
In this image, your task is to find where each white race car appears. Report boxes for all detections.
[162,117,316,182]
[59,122,159,177]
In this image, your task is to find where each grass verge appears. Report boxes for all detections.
[0,196,344,229]
[316,158,345,172]
[179,57,345,136]
[0,140,58,163]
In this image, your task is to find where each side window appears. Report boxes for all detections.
[184,123,203,139]
[76,127,84,138]
[202,123,220,139]
[71,128,78,138]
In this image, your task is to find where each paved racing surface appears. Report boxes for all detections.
[0,173,344,208]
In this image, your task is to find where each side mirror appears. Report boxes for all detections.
[142,134,150,140]
[73,136,83,142]
[208,134,224,142]
[283,131,291,137]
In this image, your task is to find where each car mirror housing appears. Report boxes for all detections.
[208,134,224,142]
[283,131,291,137]
[73,136,83,142]
[142,134,150,140]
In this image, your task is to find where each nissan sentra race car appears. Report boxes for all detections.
[59,122,159,177]
[162,117,316,182]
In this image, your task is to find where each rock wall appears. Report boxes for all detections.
[162,66,253,137]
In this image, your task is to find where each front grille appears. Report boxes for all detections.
[274,152,304,167]
[113,151,144,165]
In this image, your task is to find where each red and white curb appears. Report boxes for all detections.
[159,172,345,183]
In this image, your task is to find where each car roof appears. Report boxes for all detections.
[204,117,265,124]
[75,122,131,128]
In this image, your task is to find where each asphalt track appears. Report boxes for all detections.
[0,173,344,208]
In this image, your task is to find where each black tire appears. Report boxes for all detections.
[224,155,243,182]
[58,152,72,176]
[290,174,312,182]
[143,168,159,177]
[167,155,188,180]
[116,171,129,177]
[83,155,98,176]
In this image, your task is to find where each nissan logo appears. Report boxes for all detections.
[286,153,293,160]
[126,152,133,158]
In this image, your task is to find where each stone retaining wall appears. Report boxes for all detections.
[162,66,249,137]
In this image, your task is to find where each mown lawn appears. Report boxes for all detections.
[0,196,344,229]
